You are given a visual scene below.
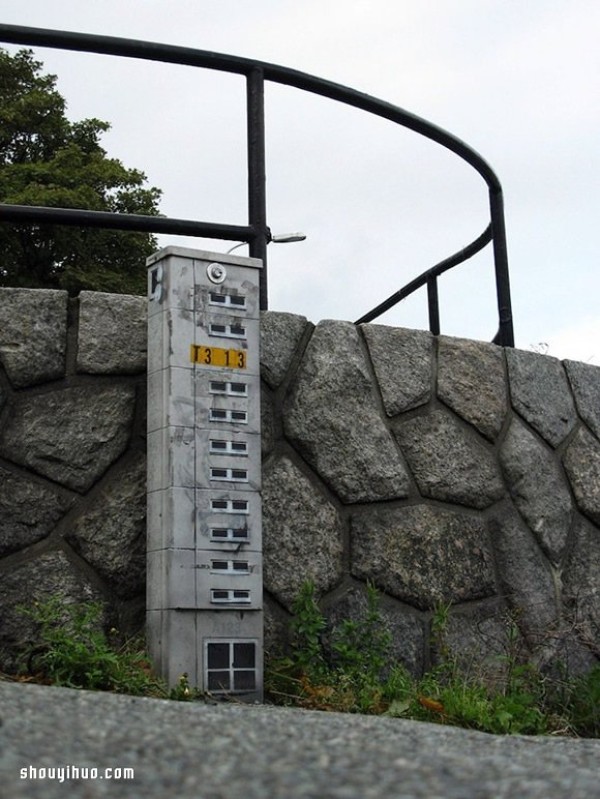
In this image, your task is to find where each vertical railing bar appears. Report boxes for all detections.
[246,67,269,309]
[489,188,514,347]
[427,276,440,336]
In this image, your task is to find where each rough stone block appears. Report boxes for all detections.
[0,288,67,388]
[66,452,146,599]
[441,600,523,686]
[565,359,600,441]
[437,335,507,440]
[263,594,291,659]
[262,455,344,611]
[0,385,136,492]
[361,324,432,415]
[500,418,573,563]
[563,426,600,527]
[284,320,411,503]
[77,291,147,374]
[489,502,559,647]
[351,504,495,610]
[0,467,73,556]
[506,349,576,447]
[394,410,505,509]
[260,384,276,457]
[260,311,310,388]
[562,516,600,659]
[322,584,426,677]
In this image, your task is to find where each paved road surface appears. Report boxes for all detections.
[1,681,599,798]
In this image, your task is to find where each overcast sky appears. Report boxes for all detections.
[1,1,599,363]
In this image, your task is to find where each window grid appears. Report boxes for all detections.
[205,640,257,693]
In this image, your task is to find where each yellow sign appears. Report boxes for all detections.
[190,344,247,369]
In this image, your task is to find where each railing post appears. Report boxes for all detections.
[246,67,269,310]
[427,276,440,336]
[489,188,514,347]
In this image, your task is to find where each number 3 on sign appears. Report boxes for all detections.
[190,345,247,369]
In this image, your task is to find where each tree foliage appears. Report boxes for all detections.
[0,48,162,295]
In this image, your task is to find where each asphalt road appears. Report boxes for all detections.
[1,681,599,799]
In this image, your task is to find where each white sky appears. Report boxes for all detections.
[1,1,599,363]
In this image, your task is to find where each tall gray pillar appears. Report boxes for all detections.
[146,246,263,702]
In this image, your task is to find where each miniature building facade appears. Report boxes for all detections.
[146,246,263,701]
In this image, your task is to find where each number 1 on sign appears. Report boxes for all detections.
[190,345,247,369]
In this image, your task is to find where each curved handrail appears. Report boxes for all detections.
[355,224,492,328]
[0,23,514,346]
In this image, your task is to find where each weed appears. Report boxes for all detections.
[14,591,600,737]
[17,597,163,697]
[266,582,412,714]
[566,664,600,737]
[265,581,600,737]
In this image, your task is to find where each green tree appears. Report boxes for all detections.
[0,48,162,295]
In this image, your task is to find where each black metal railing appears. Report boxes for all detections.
[0,23,514,346]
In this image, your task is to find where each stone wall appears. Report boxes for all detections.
[1,288,599,680]
[0,289,148,670]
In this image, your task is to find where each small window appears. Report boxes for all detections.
[209,440,248,456]
[209,408,248,425]
[209,323,246,340]
[210,440,228,452]
[210,468,248,483]
[210,588,251,604]
[211,589,231,602]
[209,292,247,310]
[210,499,249,515]
[209,381,248,397]
[210,527,249,542]
[210,559,249,574]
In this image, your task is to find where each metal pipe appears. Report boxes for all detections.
[0,23,514,343]
[355,225,492,325]
[246,67,269,309]
[0,203,254,240]
[427,277,440,336]
[488,189,514,347]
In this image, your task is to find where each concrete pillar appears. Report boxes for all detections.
[146,246,263,701]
